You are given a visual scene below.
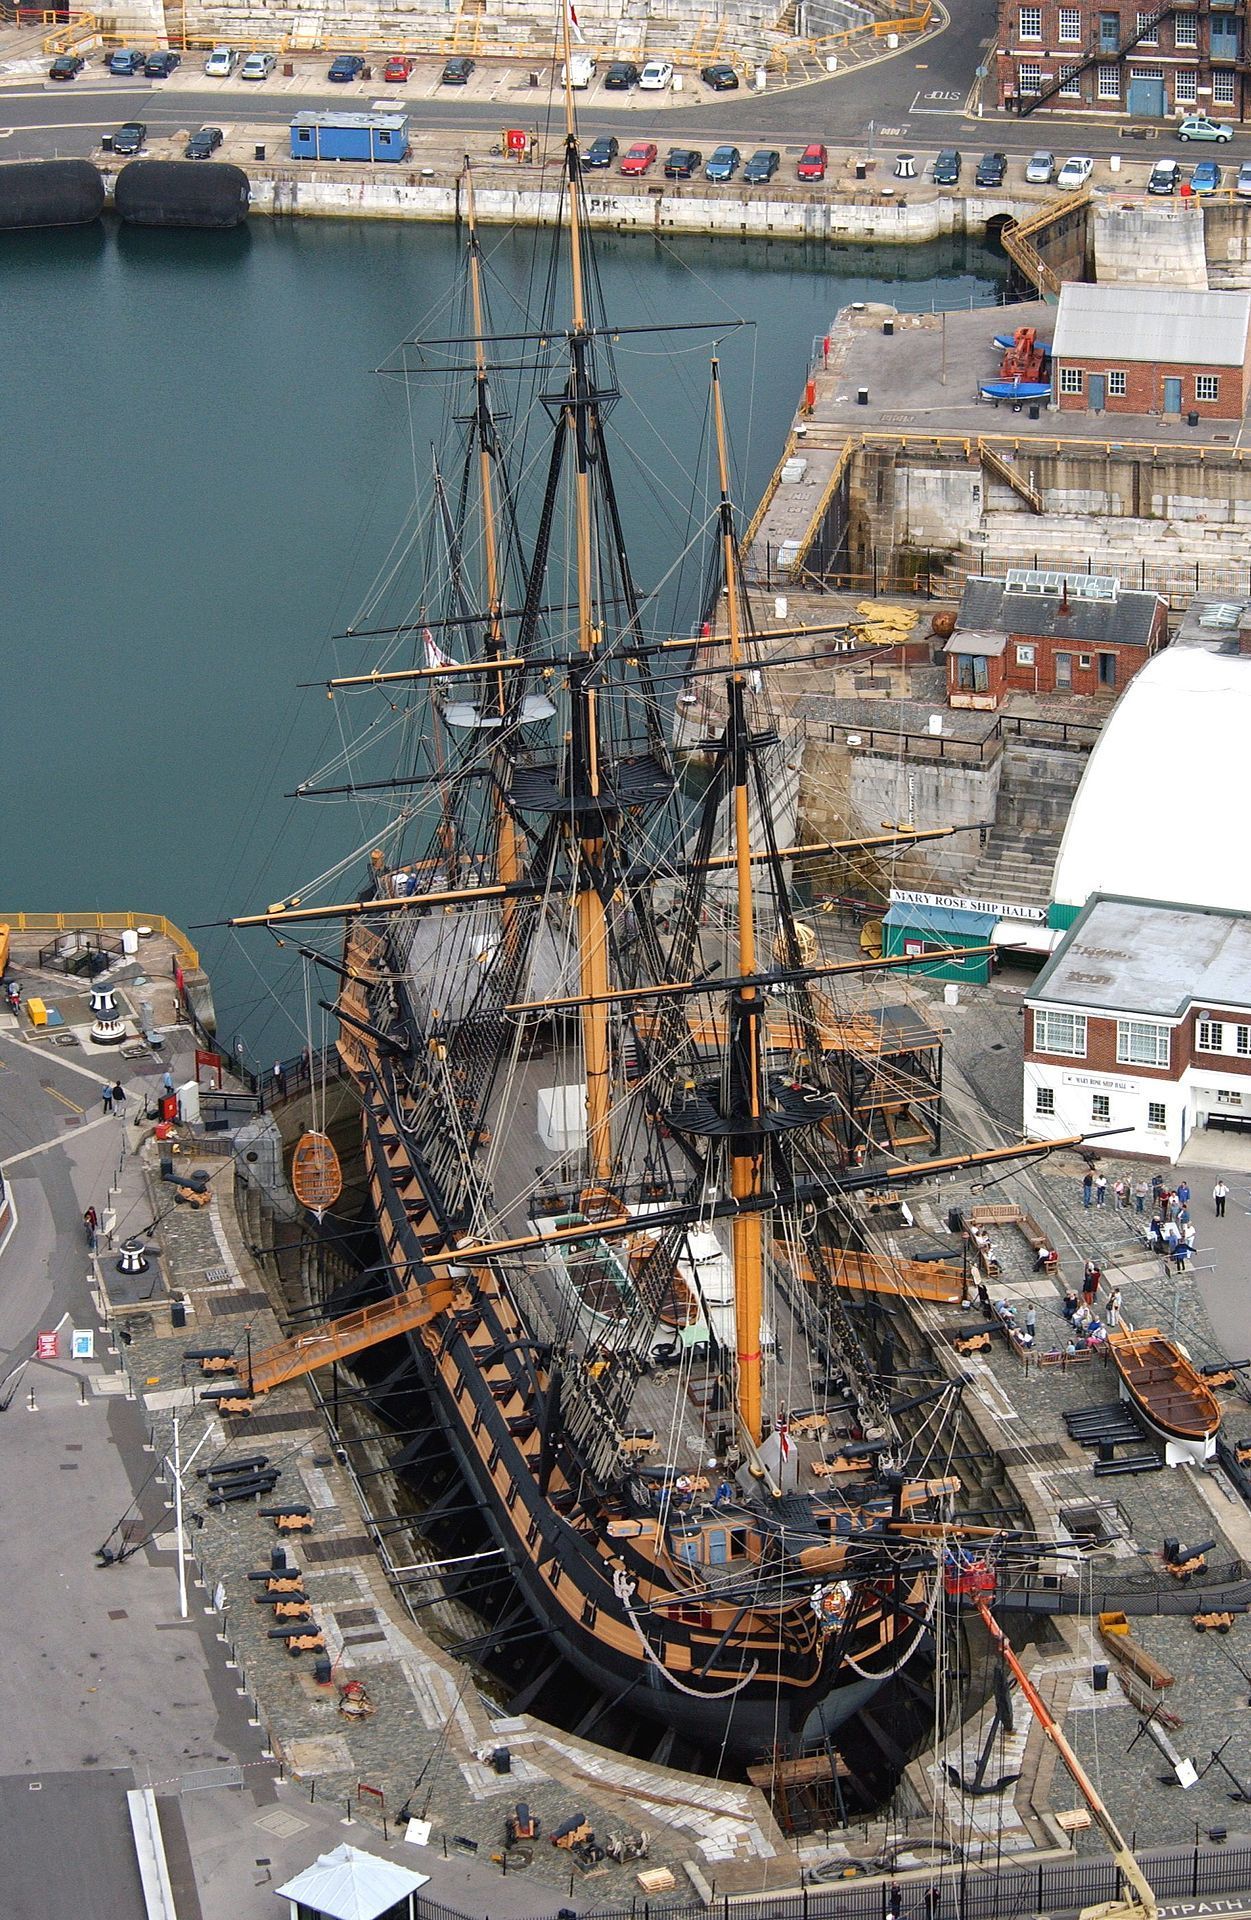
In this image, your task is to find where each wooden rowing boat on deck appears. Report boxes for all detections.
[1108,1326,1222,1463]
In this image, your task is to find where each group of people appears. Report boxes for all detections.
[100,1080,127,1116]
[1060,1265,1123,1351]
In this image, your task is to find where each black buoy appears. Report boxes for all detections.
[114,159,249,230]
[0,159,105,231]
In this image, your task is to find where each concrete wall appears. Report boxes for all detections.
[797,733,1000,893]
[1092,198,1209,290]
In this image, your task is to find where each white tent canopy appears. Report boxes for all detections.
[1052,644,1251,915]
[276,1843,429,1920]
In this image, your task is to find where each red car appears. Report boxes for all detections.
[797,141,828,181]
[383,54,414,81]
[621,141,658,176]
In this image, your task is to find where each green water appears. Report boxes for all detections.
[0,215,1005,1053]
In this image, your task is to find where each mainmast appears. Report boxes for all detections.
[558,9,614,1185]
[710,359,767,1446]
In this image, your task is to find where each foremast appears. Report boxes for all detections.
[558,9,613,1185]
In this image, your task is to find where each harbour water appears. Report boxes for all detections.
[1,216,1005,1051]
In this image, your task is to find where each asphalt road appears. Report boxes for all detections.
[6,8,1251,172]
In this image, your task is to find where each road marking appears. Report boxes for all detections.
[1,1110,113,1170]
[42,1082,85,1116]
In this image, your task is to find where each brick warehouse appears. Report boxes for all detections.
[995,0,1248,119]
[946,570,1167,707]
[1052,284,1251,420]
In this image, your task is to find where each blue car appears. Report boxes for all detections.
[705,144,741,182]
[1190,159,1222,193]
[106,49,148,76]
[328,53,366,81]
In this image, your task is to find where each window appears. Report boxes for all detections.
[1059,4,1083,34]
[1092,1093,1111,1123]
[1147,1101,1166,1131]
[1018,59,1043,89]
[1214,68,1236,101]
[1136,9,1158,40]
[1036,1086,1056,1115]
[1196,373,1220,403]
[1098,62,1121,93]
[1108,370,1127,397]
[954,652,991,693]
[1016,643,1036,665]
[1237,1025,1250,1055]
[1079,653,1093,668]
[1174,12,1197,44]
[1035,1009,1088,1057]
[1020,5,1043,34]
[1217,1088,1244,1106]
[1060,365,1084,394]
[1198,1019,1225,1051]
[1174,69,1198,101]
[1117,1018,1170,1067]
[1059,63,1083,92]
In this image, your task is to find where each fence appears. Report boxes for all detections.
[413,1840,1251,1920]
[0,908,199,969]
[824,709,1101,764]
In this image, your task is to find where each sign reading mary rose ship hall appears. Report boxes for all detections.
[889,887,1047,924]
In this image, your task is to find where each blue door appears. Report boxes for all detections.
[1164,376,1183,413]
[1127,75,1166,115]
[1088,373,1106,412]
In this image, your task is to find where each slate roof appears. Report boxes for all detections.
[1052,284,1251,368]
[955,576,1161,648]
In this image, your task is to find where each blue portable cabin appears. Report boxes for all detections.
[289,111,410,163]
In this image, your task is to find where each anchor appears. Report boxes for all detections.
[945,1664,1021,1796]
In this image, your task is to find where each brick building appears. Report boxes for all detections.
[1052,285,1251,421]
[996,0,1247,119]
[1023,895,1251,1159]
[945,569,1166,708]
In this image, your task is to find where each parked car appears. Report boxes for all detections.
[49,52,84,78]
[107,49,148,76]
[1236,159,1251,198]
[1190,158,1223,193]
[700,62,739,89]
[975,150,1007,188]
[638,60,674,89]
[603,60,639,89]
[203,46,238,76]
[796,142,827,181]
[1148,158,1181,195]
[932,148,961,185]
[581,134,618,169]
[704,144,741,182]
[440,55,475,83]
[185,124,224,158]
[144,50,180,77]
[329,53,366,81]
[1178,113,1232,141]
[664,147,702,179]
[111,120,146,155]
[1024,149,1055,185]
[1056,153,1094,188]
[620,141,659,176]
[743,148,780,184]
[240,51,276,80]
[561,54,596,88]
[383,54,414,81]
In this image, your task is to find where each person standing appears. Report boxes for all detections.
[1025,1305,1037,1340]
[1177,1180,1191,1211]
[162,1068,175,1097]
[1214,1178,1229,1219]
[1106,1286,1122,1329]
[1114,1179,1127,1211]
[1151,1171,1165,1208]
[83,1206,98,1252]
[101,1082,114,1115]
[1082,1171,1094,1208]
[112,1080,126,1116]
[1095,1173,1108,1208]
[1134,1178,1149,1215]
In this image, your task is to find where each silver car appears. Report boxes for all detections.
[241,50,276,79]
[1025,149,1055,185]
[1237,160,1251,198]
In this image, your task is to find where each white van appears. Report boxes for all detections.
[561,54,597,88]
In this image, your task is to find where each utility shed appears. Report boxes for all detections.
[947,570,1165,708]
[289,112,410,162]
[275,1842,428,1920]
[1051,285,1251,421]
[881,903,997,984]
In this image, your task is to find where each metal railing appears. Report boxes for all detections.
[0,909,199,969]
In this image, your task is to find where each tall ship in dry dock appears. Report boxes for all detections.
[228,32,1077,1780]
